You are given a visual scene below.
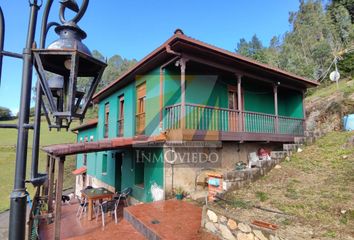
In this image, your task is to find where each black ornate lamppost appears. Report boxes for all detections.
[0,1,106,239]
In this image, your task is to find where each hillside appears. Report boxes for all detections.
[0,118,79,212]
[218,79,354,239]
[306,78,354,133]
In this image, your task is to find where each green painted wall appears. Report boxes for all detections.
[120,148,164,202]
[136,68,161,136]
[163,67,229,130]
[243,82,275,114]
[76,127,97,177]
[278,88,303,118]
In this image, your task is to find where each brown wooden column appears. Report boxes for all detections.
[302,90,306,133]
[274,85,279,133]
[54,156,65,240]
[237,75,243,132]
[42,155,50,196]
[47,156,55,212]
[180,58,187,129]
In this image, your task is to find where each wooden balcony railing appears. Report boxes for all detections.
[136,112,146,135]
[165,103,304,136]
[117,119,124,137]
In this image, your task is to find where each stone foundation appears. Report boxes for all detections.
[202,205,282,240]
[222,151,286,191]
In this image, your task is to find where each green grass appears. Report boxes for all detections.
[306,78,354,101]
[224,131,354,238]
[0,118,79,213]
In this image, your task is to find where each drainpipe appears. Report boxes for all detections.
[159,55,180,131]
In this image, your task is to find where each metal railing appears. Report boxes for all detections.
[117,119,124,137]
[164,103,304,136]
[136,112,146,135]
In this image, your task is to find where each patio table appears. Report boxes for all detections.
[81,187,114,220]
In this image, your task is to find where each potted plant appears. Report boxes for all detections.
[175,187,184,200]
[40,202,48,215]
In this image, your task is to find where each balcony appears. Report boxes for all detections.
[164,103,304,142]
[117,119,124,137]
[136,112,146,135]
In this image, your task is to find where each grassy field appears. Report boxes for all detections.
[222,131,354,239]
[0,118,79,213]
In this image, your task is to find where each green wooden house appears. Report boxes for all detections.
[71,30,318,203]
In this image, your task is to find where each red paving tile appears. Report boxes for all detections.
[124,200,218,240]
[39,199,217,240]
[39,200,145,240]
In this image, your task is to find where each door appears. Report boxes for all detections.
[228,86,238,132]
[115,152,123,192]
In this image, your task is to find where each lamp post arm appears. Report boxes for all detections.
[0,7,4,86]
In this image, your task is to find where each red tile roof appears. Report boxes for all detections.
[92,30,319,103]
[72,166,87,175]
[42,134,166,156]
[71,119,98,132]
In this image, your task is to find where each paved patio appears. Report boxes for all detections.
[39,200,145,240]
[39,199,217,240]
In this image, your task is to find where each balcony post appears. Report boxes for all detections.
[237,74,242,132]
[47,155,55,212]
[274,84,279,133]
[54,156,65,240]
[302,90,306,133]
[180,58,187,129]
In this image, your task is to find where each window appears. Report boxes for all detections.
[102,154,107,174]
[134,151,144,188]
[104,103,109,138]
[136,82,146,135]
[118,95,124,137]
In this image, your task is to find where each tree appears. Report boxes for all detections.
[0,106,13,120]
[236,35,268,64]
[97,54,137,91]
[234,0,354,80]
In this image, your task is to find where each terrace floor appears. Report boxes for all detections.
[39,199,216,240]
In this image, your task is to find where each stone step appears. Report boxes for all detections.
[304,130,314,137]
[270,151,287,159]
[294,136,306,144]
[124,206,161,240]
[283,143,299,152]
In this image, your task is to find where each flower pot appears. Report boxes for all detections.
[175,194,183,200]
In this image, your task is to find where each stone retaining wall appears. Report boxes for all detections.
[222,151,286,191]
[202,205,282,240]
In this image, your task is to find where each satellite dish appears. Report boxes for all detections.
[329,70,340,82]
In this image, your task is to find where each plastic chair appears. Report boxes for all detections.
[114,187,132,207]
[76,196,88,219]
[97,200,118,227]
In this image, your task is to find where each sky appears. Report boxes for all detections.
[0,0,300,115]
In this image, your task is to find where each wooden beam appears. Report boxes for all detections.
[47,156,55,212]
[42,155,50,196]
[183,53,304,91]
[54,156,65,240]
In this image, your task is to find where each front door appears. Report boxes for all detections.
[115,152,123,192]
